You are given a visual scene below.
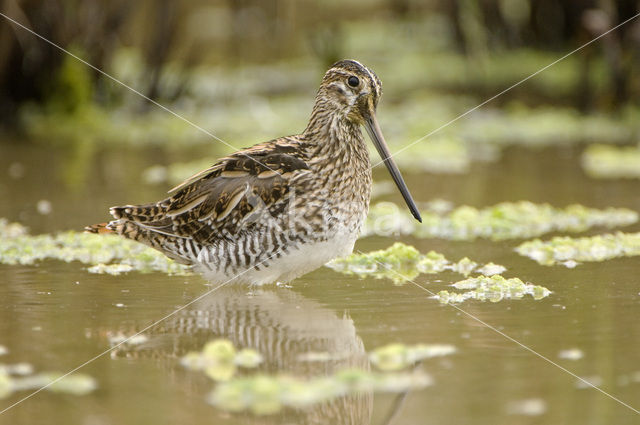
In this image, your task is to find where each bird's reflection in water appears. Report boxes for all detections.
[115,285,373,425]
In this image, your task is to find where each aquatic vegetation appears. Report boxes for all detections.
[21,102,211,149]
[327,243,423,283]
[0,363,32,375]
[327,243,548,303]
[37,373,97,395]
[19,34,640,169]
[0,219,29,239]
[436,275,551,304]
[385,102,639,174]
[616,371,640,387]
[575,376,603,389]
[506,398,547,416]
[47,48,93,114]
[183,339,456,415]
[0,219,190,275]
[459,106,637,149]
[87,264,135,275]
[515,232,640,267]
[108,333,149,347]
[363,202,416,238]
[558,349,584,361]
[393,136,474,174]
[0,361,96,399]
[326,242,505,284]
[209,369,431,415]
[581,144,640,179]
[296,352,348,363]
[348,18,592,97]
[181,339,263,382]
[476,262,507,276]
[369,343,456,371]
[362,201,638,241]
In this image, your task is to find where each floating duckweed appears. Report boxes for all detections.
[515,232,640,266]
[437,275,551,304]
[246,375,282,415]
[0,219,190,275]
[279,375,337,408]
[558,349,584,361]
[88,263,134,275]
[327,243,506,284]
[7,373,97,395]
[395,136,472,174]
[419,250,450,274]
[208,369,432,415]
[362,201,638,241]
[575,376,603,389]
[370,181,396,199]
[581,144,640,179]
[384,105,637,173]
[363,202,415,239]
[203,339,236,361]
[393,106,638,173]
[204,362,235,383]
[372,370,433,393]
[45,373,98,395]
[616,372,640,386]
[369,343,456,371]
[0,372,11,399]
[327,242,423,283]
[186,339,446,414]
[108,333,149,347]
[476,262,507,276]
[0,363,33,376]
[506,398,547,416]
[423,199,455,215]
[0,363,97,399]
[22,102,210,149]
[0,219,28,239]
[235,349,264,368]
[368,344,409,371]
[296,352,338,362]
[451,257,478,277]
[181,339,263,382]
[461,106,635,148]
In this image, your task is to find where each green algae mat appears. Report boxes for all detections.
[362,201,637,241]
[182,339,451,415]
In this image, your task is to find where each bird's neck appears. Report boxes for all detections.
[303,99,373,226]
[303,100,368,163]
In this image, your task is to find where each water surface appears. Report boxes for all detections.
[1,142,639,424]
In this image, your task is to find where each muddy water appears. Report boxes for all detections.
[0,142,639,425]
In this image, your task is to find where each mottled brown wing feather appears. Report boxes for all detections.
[110,138,310,243]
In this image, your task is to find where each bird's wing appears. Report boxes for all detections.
[110,138,311,243]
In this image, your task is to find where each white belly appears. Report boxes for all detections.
[197,232,358,286]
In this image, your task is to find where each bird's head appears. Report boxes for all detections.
[313,59,422,223]
[318,59,382,124]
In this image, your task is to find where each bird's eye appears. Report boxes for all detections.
[347,76,359,87]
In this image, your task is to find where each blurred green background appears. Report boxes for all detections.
[2,0,640,231]
[2,0,639,146]
[1,2,640,425]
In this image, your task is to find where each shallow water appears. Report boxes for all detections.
[1,142,639,424]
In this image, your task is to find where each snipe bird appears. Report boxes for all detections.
[87,60,421,285]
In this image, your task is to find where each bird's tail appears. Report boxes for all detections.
[84,222,114,234]
[85,219,194,265]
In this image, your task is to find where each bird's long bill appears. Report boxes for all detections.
[365,112,422,223]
